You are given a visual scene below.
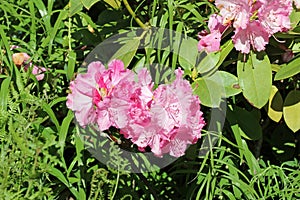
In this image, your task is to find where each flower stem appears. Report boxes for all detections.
[122,0,148,30]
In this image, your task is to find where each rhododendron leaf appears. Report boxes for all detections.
[216,40,234,68]
[237,51,272,109]
[283,90,300,132]
[274,57,300,80]
[197,51,220,74]
[81,0,100,10]
[192,77,222,107]
[266,86,283,122]
[218,71,242,97]
[192,71,241,107]
[69,0,83,17]
[103,0,121,9]
[227,106,262,140]
[289,8,300,29]
[110,38,140,67]
[178,38,198,71]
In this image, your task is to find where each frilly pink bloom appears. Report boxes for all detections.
[257,0,293,35]
[215,0,252,29]
[121,68,205,157]
[198,14,228,53]
[232,20,269,54]
[198,31,222,53]
[66,60,135,129]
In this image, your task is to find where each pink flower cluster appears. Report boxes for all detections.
[198,0,294,54]
[12,52,46,81]
[66,60,205,157]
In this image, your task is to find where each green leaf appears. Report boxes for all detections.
[227,106,262,140]
[110,37,140,67]
[67,51,76,80]
[103,0,121,9]
[178,38,198,71]
[81,0,100,10]
[197,51,220,74]
[192,76,222,107]
[41,101,60,131]
[266,86,283,122]
[216,40,234,68]
[237,51,272,109]
[58,110,74,151]
[283,90,300,132]
[0,77,11,111]
[192,71,241,107]
[218,71,242,97]
[48,167,69,187]
[274,57,300,80]
[290,8,300,29]
[69,0,83,17]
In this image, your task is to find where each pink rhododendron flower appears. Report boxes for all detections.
[215,0,252,29]
[200,0,293,54]
[66,60,135,129]
[257,0,293,35]
[198,14,228,53]
[198,31,222,53]
[120,68,205,157]
[232,21,269,54]
[67,61,205,158]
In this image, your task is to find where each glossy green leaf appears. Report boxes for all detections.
[283,90,300,132]
[192,76,222,107]
[218,71,242,97]
[69,0,83,17]
[266,86,283,122]
[110,38,140,67]
[81,0,100,10]
[178,38,198,71]
[274,57,300,80]
[290,8,300,29]
[216,40,234,68]
[103,0,121,9]
[192,71,241,107]
[237,51,272,109]
[197,51,220,74]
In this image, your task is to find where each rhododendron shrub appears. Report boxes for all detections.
[67,60,205,157]
[198,0,294,54]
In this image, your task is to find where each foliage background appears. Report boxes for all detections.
[0,0,299,199]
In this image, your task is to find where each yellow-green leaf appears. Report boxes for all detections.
[267,86,283,122]
[81,0,100,10]
[237,51,272,109]
[283,90,300,132]
[103,0,121,9]
[275,57,300,80]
